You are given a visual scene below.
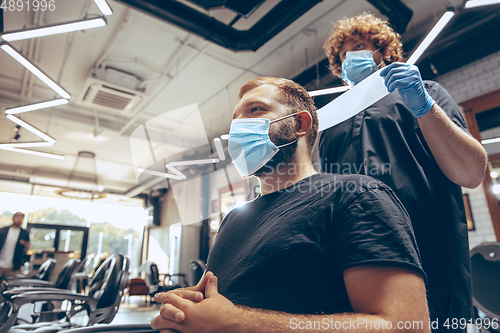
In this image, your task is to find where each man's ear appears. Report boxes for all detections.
[295,111,312,137]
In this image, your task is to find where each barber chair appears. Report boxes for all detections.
[74,254,108,293]
[143,262,187,298]
[0,254,129,333]
[4,259,80,290]
[4,259,57,284]
[188,259,205,287]
[471,242,500,332]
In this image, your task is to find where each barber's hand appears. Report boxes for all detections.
[151,274,238,333]
[380,62,435,118]
[153,271,214,323]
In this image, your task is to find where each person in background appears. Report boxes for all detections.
[151,77,431,333]
[0,212,30,287]
[320,13,487,332]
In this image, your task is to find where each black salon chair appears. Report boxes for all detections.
[4,258,57,284]
[143,262,187,298]
[188,259,205,287]
[0,254,129,333]
[5,258,80,290]
[471,242,500,332]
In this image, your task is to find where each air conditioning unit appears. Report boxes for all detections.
[78,67,146,116]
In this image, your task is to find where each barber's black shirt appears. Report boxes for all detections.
[206,173,424,314]
[319,81,472,322]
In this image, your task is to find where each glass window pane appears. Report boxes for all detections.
[58,230,84,257]
[29,228,56,252]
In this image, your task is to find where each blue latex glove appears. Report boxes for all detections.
[379,62,435,118]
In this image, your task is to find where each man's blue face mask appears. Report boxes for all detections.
[342,49,383,87]
[227,112,299,177]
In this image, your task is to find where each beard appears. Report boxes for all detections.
[254,117,297,177]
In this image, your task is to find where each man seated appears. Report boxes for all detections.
[151,77,431,332]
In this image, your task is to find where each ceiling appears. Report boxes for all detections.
[0,0,499,202]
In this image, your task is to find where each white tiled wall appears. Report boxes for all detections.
[435,50,500,249]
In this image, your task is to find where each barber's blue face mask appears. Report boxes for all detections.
[228,113,298,177]
[342,50,382,87]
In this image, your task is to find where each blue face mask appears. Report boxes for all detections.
[228,113,298,177]
[342,50,382,87]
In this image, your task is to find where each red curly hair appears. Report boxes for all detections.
[324,13,404,78]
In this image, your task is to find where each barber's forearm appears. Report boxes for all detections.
[417,103,486,188]
[231,306,426,333]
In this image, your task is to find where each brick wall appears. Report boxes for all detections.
[435,50,500,249]
[436,50,500,104]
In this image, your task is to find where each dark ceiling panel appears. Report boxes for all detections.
[367,0,413,33]
[115,0,322,51]
[186,0,266,18]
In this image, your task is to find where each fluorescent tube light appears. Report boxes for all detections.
[1,17,106,41]
[481,137,500,145]
[308,86,350,97]
[0,142,54,149]
[465,0,500,8]
[406,11,455,65]
[6,115,56,143]
[5,99,68,115]
[0,42,71,99]
[0,147,64,159]
[93,0,113,15]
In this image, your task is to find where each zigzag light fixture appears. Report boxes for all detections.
[0,14,109,159]
[0,17,106,42]
[0,42,71,98]
[93,0,113,15]
[5,99,69,115]
[0,115,63,159]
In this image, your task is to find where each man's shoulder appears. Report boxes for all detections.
[309,173,388,192]
[295,173,392,204]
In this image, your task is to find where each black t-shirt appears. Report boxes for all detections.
[206,173,424,315]
[319,81,472,322]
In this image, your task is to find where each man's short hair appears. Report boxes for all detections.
[238,77,318,156]
[324,12,404,78]
[13,212,25,219]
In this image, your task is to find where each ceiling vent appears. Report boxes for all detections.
[77,67,146,116]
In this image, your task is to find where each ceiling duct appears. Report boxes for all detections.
[114,0,322,51]
[366,0,413,33]
[78,67,146,116]
[186,0,266,18]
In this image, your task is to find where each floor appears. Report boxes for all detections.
[111,297,160,325]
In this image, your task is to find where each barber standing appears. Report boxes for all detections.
[320,13,487,332]
[0,212,30,284]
